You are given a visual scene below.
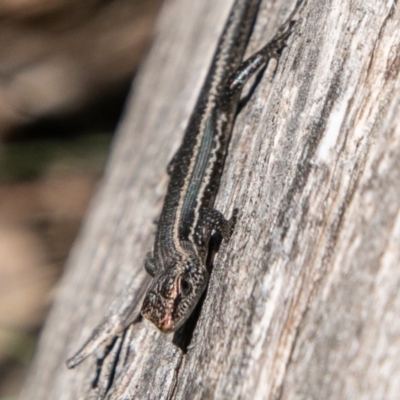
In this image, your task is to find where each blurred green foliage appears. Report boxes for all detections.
[0,133,112,182]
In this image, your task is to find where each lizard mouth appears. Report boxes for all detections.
[158,313,175,333]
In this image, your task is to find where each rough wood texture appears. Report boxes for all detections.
[20,0,400,399]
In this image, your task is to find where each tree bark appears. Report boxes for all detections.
[20,0,400,399]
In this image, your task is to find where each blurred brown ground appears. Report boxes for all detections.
[0,0,162,398]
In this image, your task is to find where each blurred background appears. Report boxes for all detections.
[0,0,163,398]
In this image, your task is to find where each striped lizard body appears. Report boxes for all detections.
[141,0,300,332]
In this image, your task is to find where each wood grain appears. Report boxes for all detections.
[20,0,400,399]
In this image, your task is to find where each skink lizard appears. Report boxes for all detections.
[67,0,301,368]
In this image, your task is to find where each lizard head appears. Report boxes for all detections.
[141,256,209,333]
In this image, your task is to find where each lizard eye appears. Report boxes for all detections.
[179,276,192,296]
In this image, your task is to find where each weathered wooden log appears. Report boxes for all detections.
[20,0,400,399]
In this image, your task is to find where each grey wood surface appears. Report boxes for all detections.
[20,0,400,399]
